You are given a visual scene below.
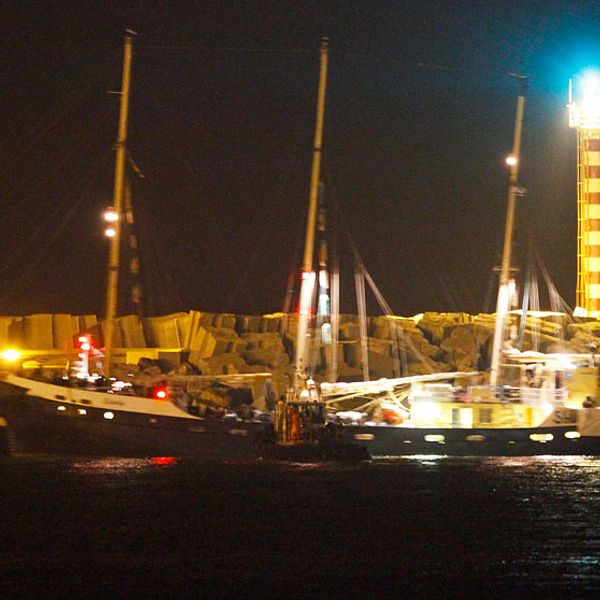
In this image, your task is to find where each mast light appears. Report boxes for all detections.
[103,207,119,222]
[505,155,517,166]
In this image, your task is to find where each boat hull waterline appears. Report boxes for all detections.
[342,421,600,457]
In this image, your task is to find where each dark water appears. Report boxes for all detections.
[2,455,600,598]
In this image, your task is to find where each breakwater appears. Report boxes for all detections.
[2,310,600,398]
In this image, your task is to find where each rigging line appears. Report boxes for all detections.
[0,145,114,280]
[323,171,435,373]
[333,51,535,87]
[0,57,119,180]
[0,101,116,217]
[138,44,314,55]
[361,265,433,374]
[521,224,574,341]
[530,271,540,353]
[281,215,304,315]
[521,219,572,313]
[137,44,532,86]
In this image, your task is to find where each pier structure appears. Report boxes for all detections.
[569,72,600,316]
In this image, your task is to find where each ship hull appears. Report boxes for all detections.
[0,378,263,459]
[4,375,600,459]
[343,422,600,456]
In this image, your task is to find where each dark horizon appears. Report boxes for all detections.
[2,2,600,318]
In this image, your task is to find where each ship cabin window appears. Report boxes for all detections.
[453,408,473,427]
[466,435,485,442]
[565,431,581,439]
[103,411,115,420]
[479,408,492,424]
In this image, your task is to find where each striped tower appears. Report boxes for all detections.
[578,135,600,314]
[569,74,600,316]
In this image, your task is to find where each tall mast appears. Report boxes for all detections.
[489,75,527,387]
[104,33,134,377]
[294,37,329,386]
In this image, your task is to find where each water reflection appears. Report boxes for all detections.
[69,456,178,474]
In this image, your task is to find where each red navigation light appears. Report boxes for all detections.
[77,335,92,351]
[152,386,168,400]
[74,332,100,352]
[151,456,176,465]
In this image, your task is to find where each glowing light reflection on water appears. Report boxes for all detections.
[2,454,600,594]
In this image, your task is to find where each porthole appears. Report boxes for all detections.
[229,429,249,436]
[565,431,581,440]
[466,435,485,442]
[354,433,375,441]
[529,433,553,443]
[57,405,66,412]
[424,434,445,443]
[103,411,115,420]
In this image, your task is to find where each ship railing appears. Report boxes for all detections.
[466,385,567,407]
[502,385,567,407]
[513,387,569,406]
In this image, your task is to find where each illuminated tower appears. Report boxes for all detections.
[568,72,600,316]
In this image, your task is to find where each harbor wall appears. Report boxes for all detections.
[2,310,600,397]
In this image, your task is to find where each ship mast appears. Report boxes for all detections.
[489,75,527,387]
[294,37,329,388]
[104,33,134,377]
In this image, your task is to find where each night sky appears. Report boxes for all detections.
[3,1,600,318]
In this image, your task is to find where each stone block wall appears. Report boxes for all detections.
[3,310,600,394]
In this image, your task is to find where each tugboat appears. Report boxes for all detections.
[255,377,370,462]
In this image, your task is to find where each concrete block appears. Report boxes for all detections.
[338,321,359,341]
[143,313,185,348]
[176,311,203,348]
[260,314,283,333]
[245,344,290,369]
[241,332,284,350]
[52,314,79,352]
[235,315,262,334]
[98,318,123,348]
[189,351,249,375]
[199,313,215,327]
[0,316,22,347]
[118,314,146,347]
[213,313,236,329]
[78,315,98,333]
[188,326,245,358]
[24,314,53,349]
